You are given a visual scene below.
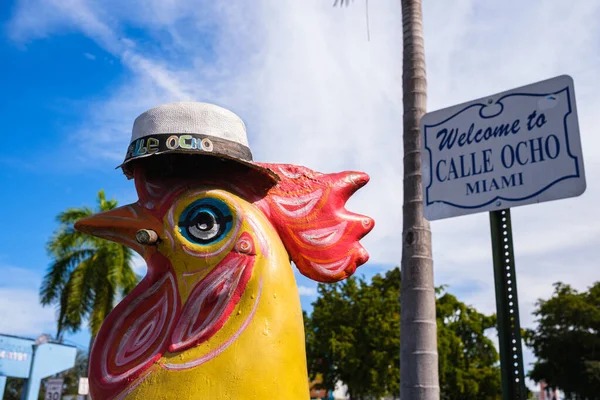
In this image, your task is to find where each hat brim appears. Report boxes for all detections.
[117,150,280,185]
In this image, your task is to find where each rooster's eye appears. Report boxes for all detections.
[179,199,233,245]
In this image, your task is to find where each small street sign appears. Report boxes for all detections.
[78,377,89,395]
[421,75,585,221]
[44,378,63,400]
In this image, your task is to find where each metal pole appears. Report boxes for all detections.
[489,209,527,400]
[21,344,37,400]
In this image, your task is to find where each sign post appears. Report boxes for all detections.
[44,378,64,400]
[420,75,586,400]
[490,209,526,399]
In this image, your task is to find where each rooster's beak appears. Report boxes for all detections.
[74,203,162,254]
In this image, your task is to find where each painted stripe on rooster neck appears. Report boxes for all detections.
[114,299,168,367]
[101,272,178,384]
[161,277,263,371]
[132,320,156,348]
[170,258,249,349]
[181,268,242,342]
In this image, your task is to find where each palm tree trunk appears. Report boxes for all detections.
[399,0,440,399]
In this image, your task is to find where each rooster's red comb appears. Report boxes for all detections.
[256,163,374,283]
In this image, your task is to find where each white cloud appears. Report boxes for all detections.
[297,285,317,297]
[131,254,147,276]
[7,0,600,388]
[0,288,56,337]
[0,266,56,337]
[83,52,96,60]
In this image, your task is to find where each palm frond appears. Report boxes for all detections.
[56,207,95,225]
[46,225,96,257]
[99,247,119,290]
[56,280,72,340]
[90,275,115,337]
[97,190,118,212]
[40,249,95,305]
[120,265,139,296]
[63,256,97,330]
[97,190,106,209]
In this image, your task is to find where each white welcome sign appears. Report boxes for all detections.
[421,75,586,221]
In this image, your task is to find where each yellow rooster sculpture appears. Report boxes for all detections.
[75,102,374,399]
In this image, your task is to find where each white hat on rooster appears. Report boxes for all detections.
[118,102,278,182]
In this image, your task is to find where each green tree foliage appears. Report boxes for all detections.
[525,281,600,399]
[4,377,24,400]
[305,267,501,399]
[40,190,138,341]
[437,291,501,399]
[306,268,400,400]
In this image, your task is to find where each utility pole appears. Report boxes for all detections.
[399,0,440,399]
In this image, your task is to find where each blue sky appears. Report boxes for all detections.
[0,0,393,348]
[0,13,129,348]
[1,0,600,391]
